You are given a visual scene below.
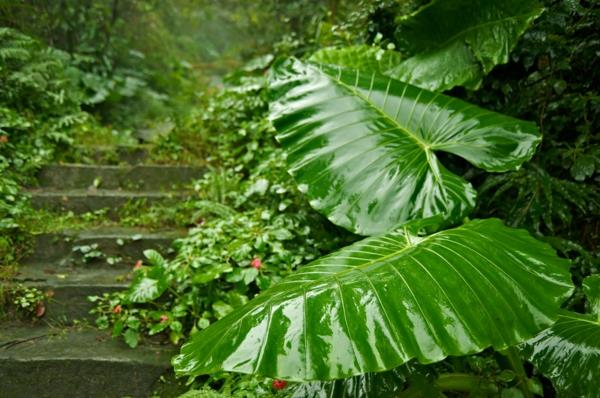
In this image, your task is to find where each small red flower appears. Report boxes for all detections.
[251,257,262,269]
[0,135,7,144]
[160,314,169,323]
[133,260,143,270]
[35,302,46,318]
[272,380,287,390]
[112,304,122,314]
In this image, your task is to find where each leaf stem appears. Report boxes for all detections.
[435,373,482,392]
[503,346,533,398]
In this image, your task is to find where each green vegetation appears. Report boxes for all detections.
[1,0,598,397]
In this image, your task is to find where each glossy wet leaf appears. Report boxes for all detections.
[522,311,600,398]
[269,58,540,235]
[290,367,408,397]
[173,219,572,381]
[583,274,600,316]
[390,0,543,91]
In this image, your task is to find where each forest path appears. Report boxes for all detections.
[0,145,203,397]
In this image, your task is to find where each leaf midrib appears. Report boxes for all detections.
[260,228,443,303]
[314,63,429,150]
[314,63,447,183]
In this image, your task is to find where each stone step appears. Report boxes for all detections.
[74,144,152,165]
[28,189,190,218]
[35,164,203,190]
[13,265,129,322]
[26,227,184,266]
[0,325,180,398]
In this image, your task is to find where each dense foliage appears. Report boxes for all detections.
[173,1,600,397]
[0,28,87,267]
[91,81,355,348]
[1,1,598,397]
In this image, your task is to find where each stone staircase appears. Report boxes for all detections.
[0,146,201,397]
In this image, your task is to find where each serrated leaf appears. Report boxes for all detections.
[522,311,600,398]
[173,219,572,381]
[269,58,540,235]
[390,0,543,91]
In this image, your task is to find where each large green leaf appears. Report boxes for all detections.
[523,274,600,397]
[522,311,600,398]
[269,58,540,235]
[173,219,572,381]
[390,0,543,91]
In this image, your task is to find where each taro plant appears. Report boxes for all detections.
[173,56,573,385]
[173,1,598,396]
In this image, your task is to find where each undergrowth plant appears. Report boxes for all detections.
[0,27,87,271]
[90,79,355,351]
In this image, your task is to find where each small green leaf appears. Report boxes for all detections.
[570,155,595,181]
[149,322,169,336]
[95,315,109,330]
[242,267,259,285]
[144,249,166,267]
[192,262,232,284]
[246,178,270,196]
[112,319,124,338]
[123,328,139,348]
[127,266,168,303]
[211,301,234,320]
[197,318,210,329]
[271,228,294,241]
[170,320,183,333]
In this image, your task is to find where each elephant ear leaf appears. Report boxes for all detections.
[269,58,540,235]
[173,219,572,381]
[390,0,543,91]
[522,275,600,398]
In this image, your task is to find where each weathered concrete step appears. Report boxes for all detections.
[14,265,129,322]
[26,227,184,265]
[28,189,190,218]
[36,164,203,190]
[0,325,178,398]
[74,144,152,164]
